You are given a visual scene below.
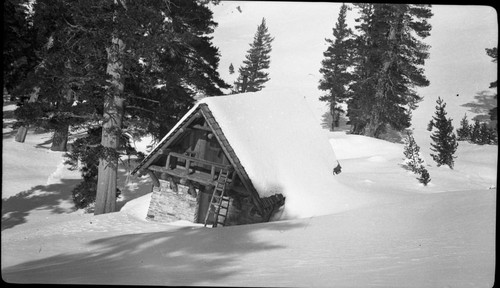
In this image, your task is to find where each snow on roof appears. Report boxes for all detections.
[197,89,369,219]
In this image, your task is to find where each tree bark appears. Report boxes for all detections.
[50,124,69,151]
[94,35,125,215]
[15,126,29,142]
[364,11,399,138]
[14,88,39,143]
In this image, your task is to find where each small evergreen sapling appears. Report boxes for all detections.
[403,131,431,185]
[403,131,424,172]
[429,97,459,169]
[416,166,431,186]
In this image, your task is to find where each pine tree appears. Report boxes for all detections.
[3,0,37,95]
[349,4,432,137]
[429,97,458,168]
[233,18,274,93]
[470,119,481,144]
[318,3,354,131]
[416,166,431,186]
[487,126,498,144]
[229,63,235,74]
[403,131,431,185]
[403,131,424,172]
[456,114,472,141]
[479,122,492,145]
[13,0,228,213]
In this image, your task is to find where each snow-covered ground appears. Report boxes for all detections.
[2,2,497,287]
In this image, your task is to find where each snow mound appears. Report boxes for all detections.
[328,132,403,160]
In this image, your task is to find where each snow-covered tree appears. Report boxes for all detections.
[229,63,235,75]
[233,18,274,93]
[403,131,431,185]
[429,97,458,169]
[403,131,424,172]
[416,166,431,186]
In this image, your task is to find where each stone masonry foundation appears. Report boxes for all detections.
[146,179,199,223]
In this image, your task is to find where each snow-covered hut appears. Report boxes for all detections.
[132,90,343,227]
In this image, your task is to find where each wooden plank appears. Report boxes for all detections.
[192,124,212,132]
[168,152,232,170]
[148,165,215,186]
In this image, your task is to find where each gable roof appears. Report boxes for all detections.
[134,90,350,219]
[132,101,267,213]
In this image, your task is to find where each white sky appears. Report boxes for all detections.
[210,2,498,129]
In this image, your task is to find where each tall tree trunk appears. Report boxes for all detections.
[94,35,125,215]
[364,10,399,138]
[51,88,72,151]
[330,102,336,131]
[51,124,69,151]
[15,88,39,143]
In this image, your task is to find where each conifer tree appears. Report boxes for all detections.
[403,131,424,173]
[403,131,431,185]
[229,63,235,75]
[456,114,472,141]
[416,167,431,186]
[233,18,274,93]
[349,4,432,137]
[318,3,354,131]
[479,122,492,145]
[487,126,498,144]
[12,0,228,214]
[470,119,481,144]
[429,97,458,168]
[3,0,37,95]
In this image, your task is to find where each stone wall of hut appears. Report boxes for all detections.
[146,179,265,226]
[146,179,199,223]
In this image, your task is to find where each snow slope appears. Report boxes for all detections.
[2,2,497,287]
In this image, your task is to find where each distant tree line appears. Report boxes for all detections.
[456,114,498,145]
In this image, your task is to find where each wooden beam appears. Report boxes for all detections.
[158,148,171,155]
[148,165,216,186]
[146,169,160,187]
[168,152,233,170]
[192,124,212,132]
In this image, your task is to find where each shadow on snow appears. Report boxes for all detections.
[1,179,81,230]
[2,220,305,286]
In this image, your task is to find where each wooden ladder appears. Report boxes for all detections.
[204,169,230,228]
